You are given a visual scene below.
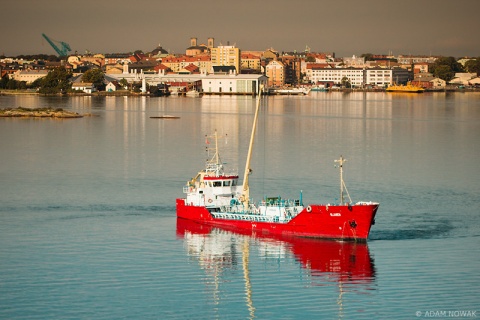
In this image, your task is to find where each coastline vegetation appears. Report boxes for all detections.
[0,107,83,118]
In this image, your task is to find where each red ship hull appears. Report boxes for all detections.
[176,198,379,242]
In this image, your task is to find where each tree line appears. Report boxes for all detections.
[0,67,106,93]
[430,57,480,81]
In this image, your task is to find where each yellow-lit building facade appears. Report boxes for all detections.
[211,45,241,73]
[266,60,285,87]
[240,53,261,72]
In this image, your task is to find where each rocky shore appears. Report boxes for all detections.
[0,107,84,118]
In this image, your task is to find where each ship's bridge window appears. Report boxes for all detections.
[232,180,237,186]
[213,181,222,187]
[223,181,231,186]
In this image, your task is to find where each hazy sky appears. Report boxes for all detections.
[2,0,479,58]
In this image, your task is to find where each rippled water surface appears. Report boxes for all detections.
[1,92,479,319]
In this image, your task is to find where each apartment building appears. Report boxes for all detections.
[240,53,261,72]
[266,60,285,87]
[211,45,241,73]
[279,55,301,85]
[161,55,211,74]
[307,66,364,87]
[307,66,411,87]
[364,68,392,86]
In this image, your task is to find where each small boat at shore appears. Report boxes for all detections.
[386,82,425,93]
[176,90,379,241]
[269,87,311,95]
[311,85,327,92]
[186,89,200,97]
[150,115,180,119]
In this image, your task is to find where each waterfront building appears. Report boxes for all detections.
[412,75,446,89]
[306,65,411,87]
[365,68,392,87]
[201,74,267,94]
[106,81,122,92]
[307,66,364,87]
[211,44,241,73]
[449,73,477,85]
[368,67,411,85]
[72,82,96,93]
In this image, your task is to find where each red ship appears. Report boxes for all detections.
[176,91,379,242]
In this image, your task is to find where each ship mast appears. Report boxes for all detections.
[205,130,223,176]
[241,90,262,206]
[334,155,352,205]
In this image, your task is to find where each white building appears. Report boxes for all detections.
[307,66,412,87]
[11,70,48,84]
[449,73,476,85]
[307,67,364,87]
[364,68,392,86]
[201,74,267,94]
[72,82,96,94]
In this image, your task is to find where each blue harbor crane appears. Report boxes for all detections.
[41,33,71,57]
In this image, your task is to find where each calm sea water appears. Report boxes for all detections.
[1,92,479,319]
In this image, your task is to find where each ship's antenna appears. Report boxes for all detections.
[241,88,262,206]
[205,130,223,176]
[334,155,352,204]
[214,130,219,166]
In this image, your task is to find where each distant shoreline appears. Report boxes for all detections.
[1,88,478,97]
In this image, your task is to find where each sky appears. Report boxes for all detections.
[1,0,479,58]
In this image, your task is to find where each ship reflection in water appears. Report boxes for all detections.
[176,218,376,317]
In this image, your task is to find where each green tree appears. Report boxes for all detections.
[341,76,351,88]
[31,77,44,89]
[464,58,480,75]
[430,56,464,81]
[119,78,129,89]
[38,67,73,94]
[0,76,7,89]
[81,68,104,89]
[433,65,455,82]
[360,53,374,61]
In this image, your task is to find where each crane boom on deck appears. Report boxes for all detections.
[41,33,71,57]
